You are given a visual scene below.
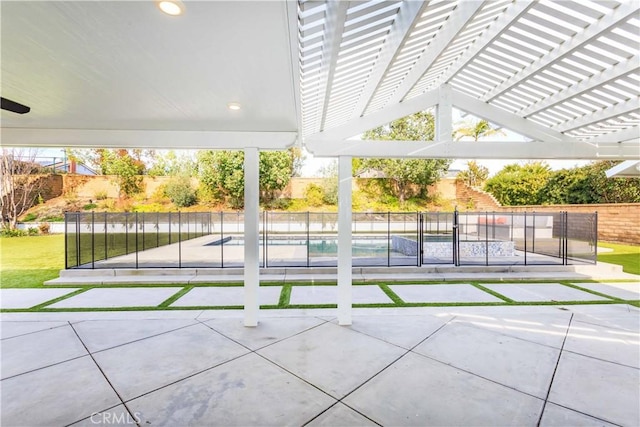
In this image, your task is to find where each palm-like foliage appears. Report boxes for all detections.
[454,119,506,141]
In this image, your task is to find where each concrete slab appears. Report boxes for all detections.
[289,285,393,305]
[564,321,640,368]
[344,352,544,426]
[451,312,571,349]
[549,351,640,426]
[338,314,453,349]
[72,319,198,353]
[0,356,121,427]
[170,286,282,307]
[571,282,640,300]
[47,287,184,308]
[204,316,325,350]
[483,283,610,302]
[413,322,560,399]
[128,352,336,426]
[1,324,88,379]
[388,284,503,303]
[307,403,377,427]
[257,322,405,398]
[0,320,68,339]
[92,323,248,400]
[539,403,618,427]
[0,288,81,309]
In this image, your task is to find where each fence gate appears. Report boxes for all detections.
[419,212,456,265]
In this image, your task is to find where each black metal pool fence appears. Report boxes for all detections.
[65,210,597,269]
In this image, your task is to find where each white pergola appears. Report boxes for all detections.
[2,0,639,326]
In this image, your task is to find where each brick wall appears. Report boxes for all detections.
[502,204,640,245]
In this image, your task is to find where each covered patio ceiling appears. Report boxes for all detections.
[1,0,639,160]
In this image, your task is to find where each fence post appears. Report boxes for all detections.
[387,212,391,267]
[307,211,310,268]
[453,209,459,266]
[178,211,182,268]
[524,211,527,266]
[485,211,489,266]
[168,212,172,245]
[134,212,138,269]
[104,213,108,261]
[594,211,598,264]
[264,211,268,268]
[91,211,95,269]
[64,213,68,269]
[220,212,224,267]
[76,213,81,268]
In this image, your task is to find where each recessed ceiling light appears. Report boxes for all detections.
[157,0,184,16]
[227,102,242,111]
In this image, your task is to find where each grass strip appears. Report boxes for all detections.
[378,284,405,305]
[472,283,514,303]
[158,286,193,308]
[30,288,92,310]
[279,284,292,307]
[559,281,624,301]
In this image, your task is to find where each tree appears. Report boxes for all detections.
[197,150,294,209]
[540,166,593,204]
[456,160,489,187]
[289,147,306,178]
[147,150,197,177]
[484,162,552,205]
[583,161,640,203]
[359,111,451,202]
[454,119,506,141]
[99,150,145,197]
[0,148,48,229]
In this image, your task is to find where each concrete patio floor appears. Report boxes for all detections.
[1,303,639,426]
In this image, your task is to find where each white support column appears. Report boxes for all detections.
[436,84,453,142]
[243,147,260,327]
[337,156,352,325]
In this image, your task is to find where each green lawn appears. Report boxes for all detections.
[0,235,65,288]
[597,242,640,275]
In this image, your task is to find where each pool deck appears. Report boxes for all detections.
[2,262,638,426]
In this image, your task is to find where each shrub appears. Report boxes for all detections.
[22,213,38,222]
[164,177,197,208]
[38,222,51,235]
[27,227,39,236]
[94,190,108,200]
[83,203,98,210]
[0,228,28,237]
[304,183,325,207]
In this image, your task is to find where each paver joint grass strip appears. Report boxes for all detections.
[559,281,624,301]
[378,284,405,305]
[30,287,93,310]
[278,284,292,307]
[471,283,514,303]
[158,286,194,308]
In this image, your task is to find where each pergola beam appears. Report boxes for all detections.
[0,128,298,150]
[429,1,535,90]
[451,90,576,142]
[519,59,640,118]
[306,139,640,160]
[385,0,484,106]
[482,2,640,102]
[318,2,350,132]
[349,1,427,119]
[309,88,439,141]
[553,97,640,132]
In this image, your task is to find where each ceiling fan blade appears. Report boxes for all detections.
[1,97,30,114]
